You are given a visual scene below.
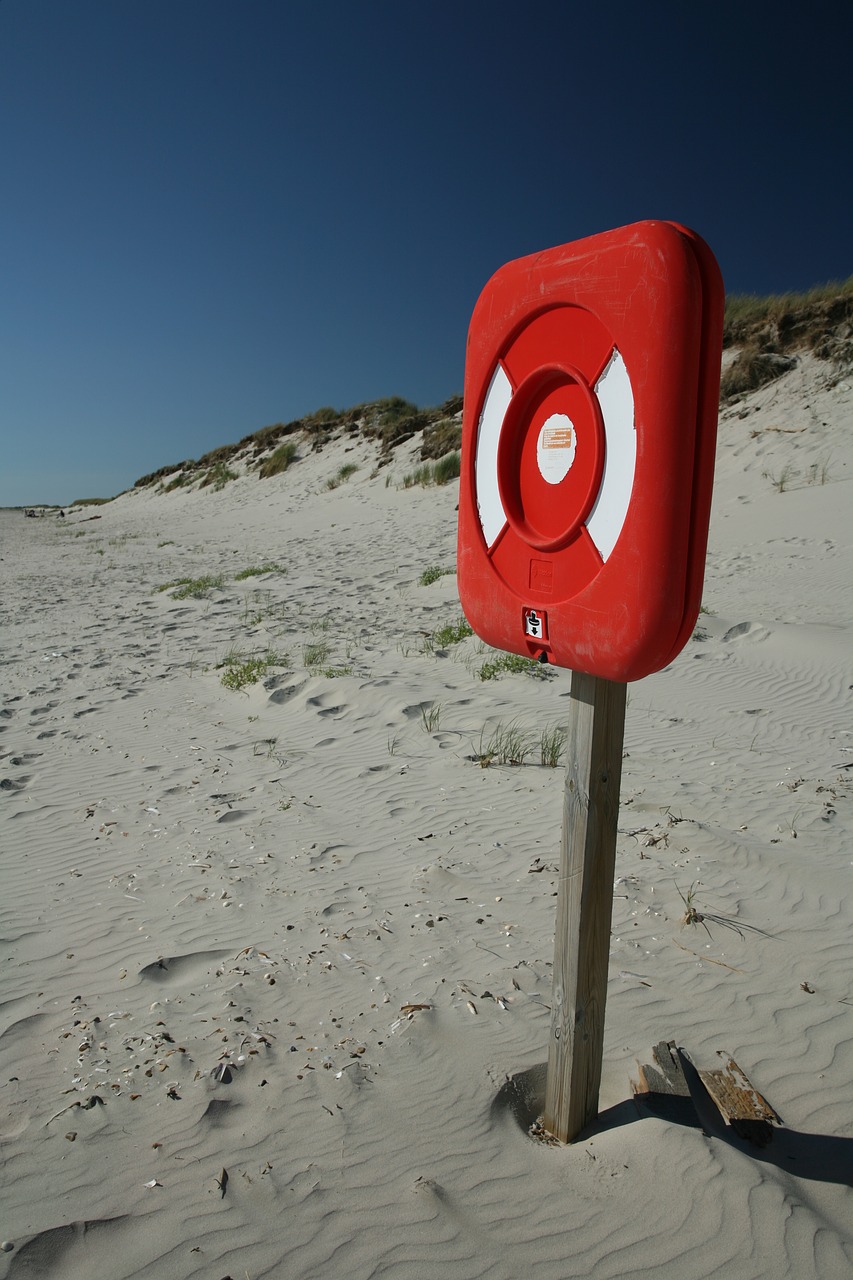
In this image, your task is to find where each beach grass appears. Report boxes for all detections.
[218,647,284,690]
[477,652,548,681]
[325,463,359,490]
[235,563,283,580]
[257,441,298,478]
[402,452,461,488]
[156,574,225,599]
[418,565,454,586]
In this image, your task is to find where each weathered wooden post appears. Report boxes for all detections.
[543,672,626,1142]
[457,221,724,1141]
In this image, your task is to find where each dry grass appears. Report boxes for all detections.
[257,441,298,479]
[721,278,853,402]
[134,394,462,496]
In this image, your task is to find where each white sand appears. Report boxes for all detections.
[1,355,852,1278]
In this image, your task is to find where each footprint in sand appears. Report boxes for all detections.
[722,621,768,643]
[4,1217,130,1275]
[307,695,347,719]
[137,948,232,984]
[267,678,306,704]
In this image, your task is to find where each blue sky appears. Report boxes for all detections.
[2,1,850,506]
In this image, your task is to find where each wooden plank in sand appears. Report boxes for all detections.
[633,1039,692,1100]
[697,1053,782,1146]
[543,671,627,1143]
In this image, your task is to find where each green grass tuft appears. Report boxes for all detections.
[156,574,225,599]
[539,725,566,768]
[402,452,461,488]
[420,703,442,732]
[325,462,359,491]
[419,565,453,586]
[303,640,331,667]
[257,441,298,479]
[420,616,473,653]
[432,618,473,647]
[477,652,545,681]
[234,563,282,580]
[219,648,284,690]
[201,462,237,491]
[475,721,535,767]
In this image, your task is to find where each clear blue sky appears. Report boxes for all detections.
[2,1,850,506]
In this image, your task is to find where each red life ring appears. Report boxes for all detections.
[474,305,635,603]
[458,221,724,682]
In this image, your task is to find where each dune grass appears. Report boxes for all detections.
[257,441,298,479]
[420,616,473,654]
[418,565,454,586]
[472,721,566,767]
[326,463,359,490]
[477,652,548,681]
[235,563,283,580]
[721,278,853,401]
[724,277,853,331]
[201,462,238,491]
[218,647,285,690]
[156,574,225,599]
[402,452,461,488]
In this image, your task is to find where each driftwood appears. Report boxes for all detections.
[633,1041,781,1146]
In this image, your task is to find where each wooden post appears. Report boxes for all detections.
[543,670,627,1143]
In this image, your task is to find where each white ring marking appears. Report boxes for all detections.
[475,347,636,563]
[475,362,512,547]
[586,350,636,561]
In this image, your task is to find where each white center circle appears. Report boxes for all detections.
[536,414,576,484]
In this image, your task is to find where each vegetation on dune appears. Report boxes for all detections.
[257,441,298,479]
[218,648,284,691]
[234,563,283,580]
[200,461,238,491]
[156,574,225,599]
[133,393,463,492]
[723,277,853,338]
[243,419,302,456]
[418,565,454,586]
[134,460,196,489]
[420,416,462,460]
[325,462,359,490]
[127,285,850,494]
[721,277,853,401]
[477,651,550,681]
[421,616,473,652]
[402,451,461,488]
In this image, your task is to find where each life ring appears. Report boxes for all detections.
[474,305,636,600]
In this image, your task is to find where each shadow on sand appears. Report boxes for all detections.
[491,1056,853,1188]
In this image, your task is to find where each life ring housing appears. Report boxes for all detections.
[457,220,724,683]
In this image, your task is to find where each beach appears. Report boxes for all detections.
[1,353,852,1278]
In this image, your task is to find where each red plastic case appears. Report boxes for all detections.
[457,220,724,682]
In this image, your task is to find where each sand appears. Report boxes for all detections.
[1,354,852,1278]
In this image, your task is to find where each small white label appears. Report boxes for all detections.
[524,609,544,638]
[537,414,576,484]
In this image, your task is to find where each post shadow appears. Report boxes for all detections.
[491,1057,853,1188]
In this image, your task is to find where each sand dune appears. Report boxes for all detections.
[1,354,852,1278]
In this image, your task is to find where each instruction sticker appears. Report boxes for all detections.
[523,608,548,641]
[537,415,576,484]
